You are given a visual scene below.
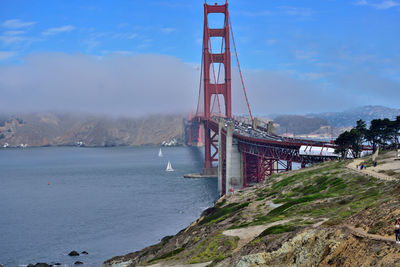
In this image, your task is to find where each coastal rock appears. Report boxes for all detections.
[237,229,344,267]
[27,264,35,267]
[81,251,88,255]
[74,261,83,265]
[68,250,80,256]
[34,263,50,267]
[0,264,3,267]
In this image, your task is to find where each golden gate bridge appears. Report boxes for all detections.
[186,1,370,196]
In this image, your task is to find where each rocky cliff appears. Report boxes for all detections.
[103,153,400,266]
[0,112,184,147]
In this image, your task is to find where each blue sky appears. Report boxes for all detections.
[0,0,399,116]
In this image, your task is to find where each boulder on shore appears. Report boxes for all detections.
[74,261,83,265]
[68,250,80,256]
[81,251,88,255]
[35,263,50,267]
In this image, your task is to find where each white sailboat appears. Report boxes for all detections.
[166,161,174,172]
[158,148,163,157]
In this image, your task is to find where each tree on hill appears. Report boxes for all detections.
[335,128,363,158]
[337,117,400,156]
[365,118,399,151]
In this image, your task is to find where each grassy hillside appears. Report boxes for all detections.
[103,157,400,266]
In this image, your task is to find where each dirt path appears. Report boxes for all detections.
[347,159,396,181]
[344,224,395,243]
[223,220,290,252]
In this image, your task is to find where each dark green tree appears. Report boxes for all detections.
[366,119,383,152]
[349,128,363,158]
[335,131,353,158]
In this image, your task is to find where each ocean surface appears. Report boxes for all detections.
[0,146,219,267]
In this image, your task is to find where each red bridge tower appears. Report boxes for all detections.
[203,2,232,174]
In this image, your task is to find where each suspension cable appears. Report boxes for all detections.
[228,11,253,121]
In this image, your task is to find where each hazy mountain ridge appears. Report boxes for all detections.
[270,105,400,136]
[309,105,400,128]
[0,113,184,147]
[273,115,330,135]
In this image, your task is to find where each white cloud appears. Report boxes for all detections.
[2,19,36,29]
[112,33,138,40]
[293,49,317,61]
[0,51,16,60]
[354,0,400,9]
[240,10,272,17]
[161,27,176,34]
[374,0,400,9]
[4,30,25,36]
[42,25,75,36]
[355,0,368,5]
[279,6,314,17]
[0,35,25,44]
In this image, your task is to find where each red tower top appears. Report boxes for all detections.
[203,2,232,119]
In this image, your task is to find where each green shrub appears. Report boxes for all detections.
[258,224,297,237]
[148,247,185,263]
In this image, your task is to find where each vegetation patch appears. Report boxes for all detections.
[199,202,250,225]
[258,223,297,238]
[214,198,226,208]
[186,233,238,264]
[147,247,185,264]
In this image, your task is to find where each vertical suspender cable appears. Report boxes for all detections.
[196,40,204,116]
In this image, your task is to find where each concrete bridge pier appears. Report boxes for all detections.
[219,122,243,196]
[218,120,224,194]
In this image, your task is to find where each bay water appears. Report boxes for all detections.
[0,147,218,267]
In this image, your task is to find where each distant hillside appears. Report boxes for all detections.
[273,115,330,135]
[309,105,400,128]
[0,112,184,147]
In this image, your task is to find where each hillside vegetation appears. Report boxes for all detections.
[103,156,400,267]
[0,112,184,147]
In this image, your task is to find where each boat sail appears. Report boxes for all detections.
[166,161,174,172]
[158,148,163,157]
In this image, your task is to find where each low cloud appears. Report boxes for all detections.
[0,53,198,116]
[0,53,398,117]
[42,25,75,36]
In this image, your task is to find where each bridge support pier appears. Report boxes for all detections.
[220,122,243,195]
[218,120,224,194]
